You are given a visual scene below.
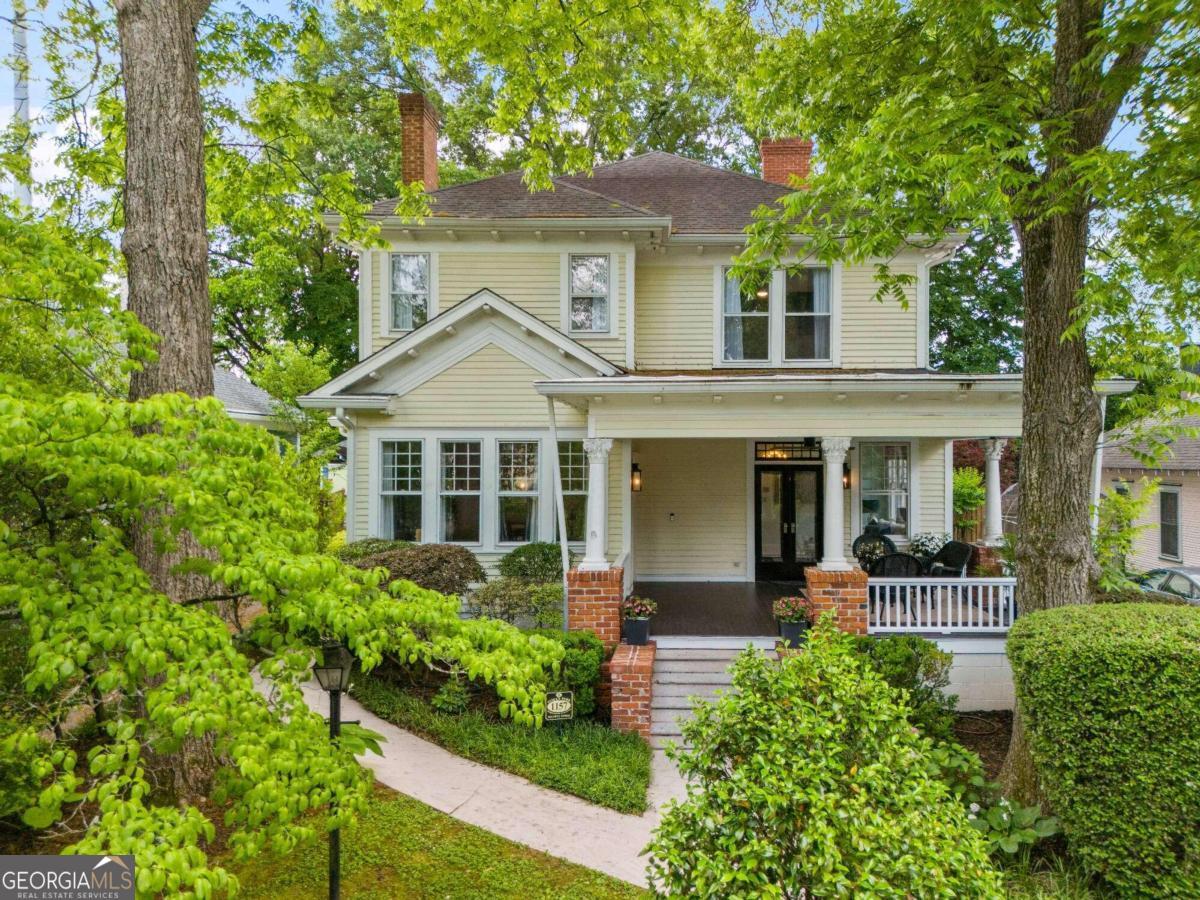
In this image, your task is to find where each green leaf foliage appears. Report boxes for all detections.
[953,467,987,526]
[497,542,576,583]
[349,543,487,597]
[647,620,1003,897]
[851,633,957,742]
[1008,604,1200,896]
[333,537,413,562]
[527,629,605,719]
[471,578,565,630]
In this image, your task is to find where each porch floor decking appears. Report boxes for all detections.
[636,581,799,637]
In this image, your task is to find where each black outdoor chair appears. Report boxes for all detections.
[925,540,974,578]
[869,552,926,578]
[852,532,897,571]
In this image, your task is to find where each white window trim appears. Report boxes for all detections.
[712,261,842,368]
[850,438,918,546]
[367,428,585,554]
[382,251,439,337]
[496,440,541,546]
[561,252,616,337]
[557,439,589,549]
[1159,483,1182,562]
[438,438,485,546]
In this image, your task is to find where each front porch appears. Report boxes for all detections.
[635,580,796,637]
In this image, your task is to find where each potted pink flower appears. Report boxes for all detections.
[622,596,657,645]
[773,595,813,648]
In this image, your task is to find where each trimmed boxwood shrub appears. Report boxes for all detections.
[497,542,576,582]
[852,633,958,740]
[1008,603,1200,896]
[648,620,1002,897]
[527,628,604,718]
[470,577,564,628]
[334,537,412,562]
[353,543,486,596]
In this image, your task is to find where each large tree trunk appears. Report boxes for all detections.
[1000,0,1108,803]
[116,0,218,800]
[118,0,214,404]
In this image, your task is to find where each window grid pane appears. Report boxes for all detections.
[784,268,832,361]
[558,441,588,493]
[382,440,422,493]
[499,441,539,493]
[441,441,481,492]
[722,268,770,362]
[1161,489,1180,559]
[860,443,910,537]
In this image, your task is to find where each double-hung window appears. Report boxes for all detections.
[859,442,910,538]
[440,440,481,543]
[557,441,588,543]
[722,267,770,362]
[1160,485,1181,560]
[784,268,832,361]
[390,253,430,332]
[497,441,539,543]
[720,265,833,365]
[381,440,423,540]
[569,254,610,333]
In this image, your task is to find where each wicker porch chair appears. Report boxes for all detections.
[925,540,974,578]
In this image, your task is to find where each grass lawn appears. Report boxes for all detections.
[1000,851,1103,899]
[351,675,651,814]
[230,784,649,900]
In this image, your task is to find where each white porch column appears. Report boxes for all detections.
[579,437,613,571]
[983,438,1006,545]
[820,437,852,571]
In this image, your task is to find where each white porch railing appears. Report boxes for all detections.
[868,577,1018,634]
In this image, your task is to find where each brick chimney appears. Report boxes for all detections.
[399,92,439,191]
[760,137,813,187]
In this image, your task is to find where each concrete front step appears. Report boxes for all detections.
[653,648,744,662]
[652,671,735,686]
[650,736,690,751]
[654,658,743,674]
[652,680,732,698]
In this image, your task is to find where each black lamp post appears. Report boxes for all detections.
[314,642,354,900]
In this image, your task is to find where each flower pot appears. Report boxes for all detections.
[778,619,810,649]
[624,617,651,646]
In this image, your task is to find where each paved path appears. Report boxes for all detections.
[295,680,686,888]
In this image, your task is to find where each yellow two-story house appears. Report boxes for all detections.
[300,93,1114,640]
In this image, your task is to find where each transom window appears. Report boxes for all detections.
[498,441,539,543]
[756,440,821,461]
[1160,485,1181,560]
[720,265,834,365]
[859,443,910,538]
[569,254,610,333]
[390,253,430,332]
[722,267,770,362]
[440,440,481,543]
[381,440,422,541]
[558,440,588,542]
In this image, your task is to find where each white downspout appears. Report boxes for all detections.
[329,407,356,541]
[546,397,571,632]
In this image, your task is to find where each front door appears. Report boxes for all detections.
[755,466,822,581]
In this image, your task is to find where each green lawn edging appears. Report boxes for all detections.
[351,675,651,815]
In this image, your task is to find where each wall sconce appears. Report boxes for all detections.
[842,462,851,490]
[631,462,643,492]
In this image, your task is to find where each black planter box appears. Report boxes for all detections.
[778,619,810,649]
[624,617,651,646]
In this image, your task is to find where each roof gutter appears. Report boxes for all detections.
[533,375,1134,397]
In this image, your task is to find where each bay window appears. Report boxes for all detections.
[498,441,539,543]
[390,252,430,332]
[568,254,610,333]
[859,442,910,538]
[557,440,588,543]
[440,440,481,543]
[381,440,422,540]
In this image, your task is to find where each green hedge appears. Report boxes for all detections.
[1008,603,1200,896]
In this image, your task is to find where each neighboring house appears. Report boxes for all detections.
[300,92,1127,609]
[213,366,298,448]
[1103,414,1200,571]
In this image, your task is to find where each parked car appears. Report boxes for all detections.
[1137,567,1200,604]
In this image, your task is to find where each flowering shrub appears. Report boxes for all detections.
[772,595,812,624]
[909,532,951,561]
[622,596,657,619]
[854,537,890,571]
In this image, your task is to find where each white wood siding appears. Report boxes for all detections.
[918,438,948,535]
[632,439,749,578]
[840,261,919,369]
[634,261,714,370]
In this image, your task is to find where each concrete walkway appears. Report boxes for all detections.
[295,679,685,888]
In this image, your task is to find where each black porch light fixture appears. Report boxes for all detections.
[631,462,643,492]
[314,641,354,900]
[842,462,851,490]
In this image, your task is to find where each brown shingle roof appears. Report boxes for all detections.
[1104,414,1200,471]
[368,151,799,233]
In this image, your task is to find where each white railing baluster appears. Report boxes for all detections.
[864,576,1018,635]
